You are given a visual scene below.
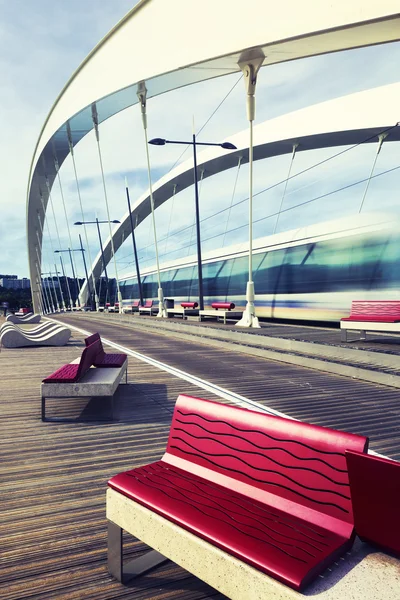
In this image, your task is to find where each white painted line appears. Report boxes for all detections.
[56,319,392,460]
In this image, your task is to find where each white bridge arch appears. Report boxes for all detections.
[26,0,400,312]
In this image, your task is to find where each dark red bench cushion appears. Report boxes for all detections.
[141,300,153,308]
[85,333,126,367]
[346,450,400,557]
[109,395,369,591]
[42,363,80,383]
[211,302,235,310]
[109,460,349,591]
[94,353,127,368]
[181,302,198,309]
[43,338,102,384]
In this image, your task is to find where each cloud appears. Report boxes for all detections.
[1,2,400,281]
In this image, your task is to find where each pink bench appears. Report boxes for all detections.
[84,333,127,368]
[41,337,127,422]
[346,450,400,557]
[199,301,242,324]
[181,302,198,309]
[340,301,400,341]
[139,300,157,315]
[107,394,368,592]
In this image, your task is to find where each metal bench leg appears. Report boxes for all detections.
[108,520,168,584]
[41,395,46,421]
[360,330,367,340]
[341,329,348,342]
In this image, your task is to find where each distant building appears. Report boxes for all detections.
[0,277,31,289]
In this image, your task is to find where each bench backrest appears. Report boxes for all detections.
[181,302,198,309]
[211,302,235,310]
[132,300,140,308]
[76,338,104,380]
[142,300,153,308]
[349,300,400,319]
[165,395,368,526]
[85,332,100,346]
[346,450,400,556]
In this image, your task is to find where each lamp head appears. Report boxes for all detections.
[220,142,237,150]
[74,221,82,225]
[148,138,167,146]
[112,219,121,223]
[54,250,60,253]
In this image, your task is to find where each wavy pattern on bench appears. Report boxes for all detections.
[168,403,365,521]
[0,324,71,347]
[6,313,41,324]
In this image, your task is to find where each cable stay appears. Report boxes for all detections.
[66,121,99,310]
[359,133,388,213]
[53,150,82,307]
[222,156,242,246]
[44,172,74,309]
[273,143,298,234]
[91,102,123,312]
[38,194,66,311]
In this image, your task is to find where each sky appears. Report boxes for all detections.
[1,1,400,280]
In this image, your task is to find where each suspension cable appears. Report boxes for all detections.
[44,174,73,308]
[39,194,66,310]
[66,121,98,309]
[274,143,298,234]
[359,133,387,213]
[91,103,122,311]
[36,209,61,311]
[223,156,242,246]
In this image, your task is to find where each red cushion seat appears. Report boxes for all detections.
[109,460,347,590]
[94,353,127,368]
[42,363,80,383]
[211,302,235,310]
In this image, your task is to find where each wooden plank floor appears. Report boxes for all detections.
[57,313,400,460]
[2,313,400,600]
[0,320,225,600]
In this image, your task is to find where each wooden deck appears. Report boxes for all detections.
[1,313,400,599]
[0,320,224,600]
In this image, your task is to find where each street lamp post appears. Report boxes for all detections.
[54,248,84,307]
[78,233,92,309]
[148,137,236,311]
[74,219,120,310]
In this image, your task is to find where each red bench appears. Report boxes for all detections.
[139,300,156,315]
[107,395,368,593]
[41,337,127,421]
[84,332,127,368]
[199,301,242,324]
[340,301,400,341]
[181,301,198,309]
[346,450,400,557]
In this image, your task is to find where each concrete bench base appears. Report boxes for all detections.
[199,309,243,325]
[41,358,127,421]
[106,488,399,600]
[340,321,400,341]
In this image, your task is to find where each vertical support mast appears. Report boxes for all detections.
[236,49,264,329]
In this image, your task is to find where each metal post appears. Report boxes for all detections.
[79,234,92,309]
[125,181,144,306]
[59,255,73,310]
[192,133,204,311]
[236,49,264,329]
[68,249,78,306]
[48,269,60,312]
[96,218,110,307]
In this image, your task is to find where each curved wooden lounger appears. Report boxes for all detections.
[0,325,71,348]
[6,313,41,324]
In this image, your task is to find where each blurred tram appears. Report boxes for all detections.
[119,213,400,322]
